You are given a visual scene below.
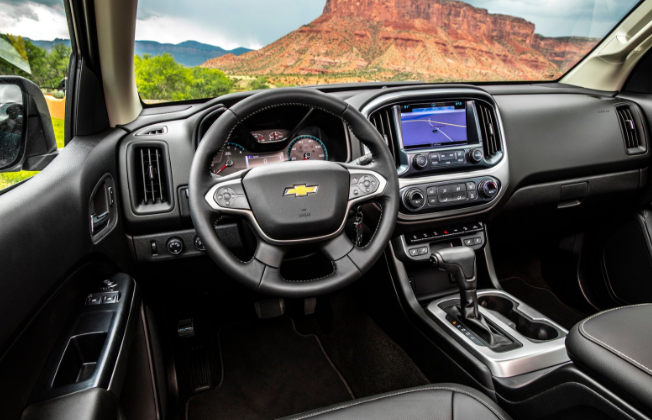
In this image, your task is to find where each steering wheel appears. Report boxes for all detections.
[189,88,399,297]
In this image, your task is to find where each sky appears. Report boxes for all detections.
[0,0,641,49]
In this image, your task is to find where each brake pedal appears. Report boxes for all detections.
[254,298,285,319]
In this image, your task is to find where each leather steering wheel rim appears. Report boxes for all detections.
[189,88,399,298]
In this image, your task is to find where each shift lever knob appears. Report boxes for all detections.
[429,247,476,288]
[430,247,478,319]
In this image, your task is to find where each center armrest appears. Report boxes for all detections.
[566,304,652,414]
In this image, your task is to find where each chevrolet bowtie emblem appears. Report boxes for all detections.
[284,184,318,197]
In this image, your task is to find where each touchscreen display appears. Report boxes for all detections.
[400,101,468,149]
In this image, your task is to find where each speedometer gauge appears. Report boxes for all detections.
[211,142,247,175]
[287,135,328,161]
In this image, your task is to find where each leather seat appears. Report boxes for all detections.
[566,304,652,414]
[280,384,511,420]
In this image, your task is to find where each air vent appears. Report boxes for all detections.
[137,147,167,205]
[369,107,399,165]
[616,104,646,155]
[136,126,168,136]
[476,102,501,159]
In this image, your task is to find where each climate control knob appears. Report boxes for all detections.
[469,149,483,163]
[478,180,499,199]
[403,188,426,211]
[412,154,428,169]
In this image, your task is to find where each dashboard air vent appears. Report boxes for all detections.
[476,102,501,159]
[369,107,399,165]
[136,126,168,136]
[137,146,167,205]
[616,104,646,155]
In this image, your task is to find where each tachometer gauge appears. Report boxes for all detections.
[269,131,285,142]
[287,135,328,161]
[211,142,247,175]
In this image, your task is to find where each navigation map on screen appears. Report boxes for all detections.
[400,102,467,149]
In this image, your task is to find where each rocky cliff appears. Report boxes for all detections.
[201,0,598,83]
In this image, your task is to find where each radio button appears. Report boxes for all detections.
[440,152,456,161]
[413,154,428,169]
[429,153,440,162]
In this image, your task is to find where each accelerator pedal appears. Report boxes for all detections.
[254,298,285,319]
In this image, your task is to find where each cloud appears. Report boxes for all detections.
[0,2,69,40]
[136,14,265,50]
[135,0,326,49]
[464,0,639,37]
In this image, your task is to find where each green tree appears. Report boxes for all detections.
[134,53,193,101]
[248,77,270,90]
[189,67,233,98]
[0,35,70,89]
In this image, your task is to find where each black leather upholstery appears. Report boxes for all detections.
[566,304,652,414]
[279,384,511,420]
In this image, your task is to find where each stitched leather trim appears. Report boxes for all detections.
[578,303,652,376]
[498,381,635,420]
[282,386,507,420]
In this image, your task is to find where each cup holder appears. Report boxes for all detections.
[478,295,559,341]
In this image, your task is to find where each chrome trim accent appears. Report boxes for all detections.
[204,168,387,245]
[427,289,569,378]
[360,88,509,221]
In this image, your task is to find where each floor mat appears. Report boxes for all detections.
[186,317,353,420]
[293,293,429,399]
[500,277,586,330]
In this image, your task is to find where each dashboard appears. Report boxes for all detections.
[117,83,651,262]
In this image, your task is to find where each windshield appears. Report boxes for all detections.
[134,0,640,103]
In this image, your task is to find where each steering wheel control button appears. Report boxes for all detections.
[349,173,380,199]
[413,154,428,169]
[167,237,184,255]
[213,183,250,210]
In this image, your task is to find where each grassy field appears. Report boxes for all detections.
[0,118,65,190]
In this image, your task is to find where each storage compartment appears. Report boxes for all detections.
[53,333,107,387]
[479,295,559,341]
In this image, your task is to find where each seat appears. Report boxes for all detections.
[279,384,511,420]
[566,304,652,415]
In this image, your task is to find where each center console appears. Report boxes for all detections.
[363,88,508,221]
[429,290,568,377]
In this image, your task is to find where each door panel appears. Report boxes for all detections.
[0,128,133,419]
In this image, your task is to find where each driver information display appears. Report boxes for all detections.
[400,102,468,149]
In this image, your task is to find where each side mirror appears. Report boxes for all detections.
[0,76,58,173]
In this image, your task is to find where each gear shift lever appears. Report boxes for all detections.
[430,246,511,348]
[429,247,479,319]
